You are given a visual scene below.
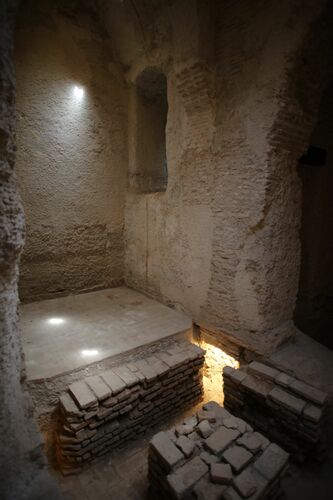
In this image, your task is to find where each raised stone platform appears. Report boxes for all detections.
[21,286,192,380]
[223,361,329,462]
[148,401,289,499]
[56,340,205,475]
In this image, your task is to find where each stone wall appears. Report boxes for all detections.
[0,1,61,498]
[15,0,127,302]
[103,0,333,354]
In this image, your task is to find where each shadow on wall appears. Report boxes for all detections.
[295,81,333,350]
[129,67,168,193]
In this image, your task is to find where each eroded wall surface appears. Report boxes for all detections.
[0,1,61,498]
[15,1,127,302]
[107,0,333,354]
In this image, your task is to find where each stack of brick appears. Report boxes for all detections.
[148,401,289,500]
[223,361,329,462]
[56,341,205,475]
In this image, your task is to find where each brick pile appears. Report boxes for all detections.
[56,341,205,475]
[148,401,289,499]
[223,361,329,462]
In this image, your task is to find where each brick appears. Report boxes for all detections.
[197,409,216,422]
[223,445,253,473]
[275,372,295,388]
[113,365,140,387]
[176,423,196,436]
[68,381,97,410]
[210,463,233,484]
[289,380,327,406]
[135,359,157,382]
[253,443,289,481]
[269,387,306,415]
[176,435,196,458]
[194,476,227,500]
[150,432,184,472]
[200,451,218,465]
[198,420,213,438]
[222,488,243,500]
[203,401,231,420]
[224,416,250,434]
[303,404,322,423]
[248,361,280,381]
[204,427,240,456]
[236,432,262,453]
[167,456,208,498]
[241,375,272,399]
[86,375,111,401]
[224,367,247,386]
[233,468,257,498]
[59,393,82,416]
[101,370,127,394]
[148,355,170,377]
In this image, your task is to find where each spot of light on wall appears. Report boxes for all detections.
[47,317,65,325]
[72,85,84,100]
[81,349,99,357]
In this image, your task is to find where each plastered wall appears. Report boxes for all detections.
[15,2,127,302]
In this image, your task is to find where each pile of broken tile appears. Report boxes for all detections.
[223,361,329,462]
[56,341,205,475]
[148,401,289,499]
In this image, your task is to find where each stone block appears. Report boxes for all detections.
[205,427,240,456]
[68,381,97,410]
[85,376,111,401]
[223,445,253,473]
[241,376,272,399]
[253,443,289,481]
[303,404,322,423]
[197,409,216,422]
[237,433,262,453]
[233,468,257,498]
[269,387,306,415]
[224,367,247,386]
[200,451,218,465]
[150,431,185,472]
[194,475,227,500]
[203,401,231,420]
[289,380,327,406]
[101,370,127,394]
[224,416,249,434]
[210,463,233,485]
[275,372,295,388]
[167,456,208,499]
[60,393,82,416]
[176,435,196,458]
[113,365,140,387]
[248,361,280,381]
[198,420,213,438]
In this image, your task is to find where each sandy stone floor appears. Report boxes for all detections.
[55,400,333,500]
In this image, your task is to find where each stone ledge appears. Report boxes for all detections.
[148,401,289,499]
[56,340,205,474]
[223,362,329,462]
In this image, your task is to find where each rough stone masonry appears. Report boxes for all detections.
[223,361,329,462]
[148,401,289,499]
[56,341,205,475]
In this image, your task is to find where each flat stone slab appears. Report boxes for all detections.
[205,427,240,456]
